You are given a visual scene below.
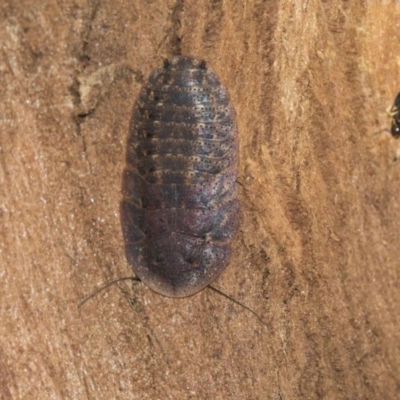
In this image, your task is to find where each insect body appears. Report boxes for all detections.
[120,56,239,297]
[389,92,400,138]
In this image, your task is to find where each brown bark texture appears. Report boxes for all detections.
[1,1,400,399]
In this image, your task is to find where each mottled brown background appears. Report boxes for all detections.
[1,1,400,399]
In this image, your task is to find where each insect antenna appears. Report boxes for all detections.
[78,276,140,309]
[78,278,266,327]
[207,285,266,326]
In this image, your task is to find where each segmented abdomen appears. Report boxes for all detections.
[121,56,239,297]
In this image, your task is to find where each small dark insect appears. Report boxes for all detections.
[120,56,239,297]
[389,92,400,138]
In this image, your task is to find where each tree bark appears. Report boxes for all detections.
[1,1,400,399]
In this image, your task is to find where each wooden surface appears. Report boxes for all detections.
[1,1,400,399]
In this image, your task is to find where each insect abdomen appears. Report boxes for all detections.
[121,56,239,297]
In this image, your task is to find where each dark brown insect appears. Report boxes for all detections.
[389,92,400,138]
[120,56,239,297]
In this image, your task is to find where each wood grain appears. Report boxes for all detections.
[1,1,400,398]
